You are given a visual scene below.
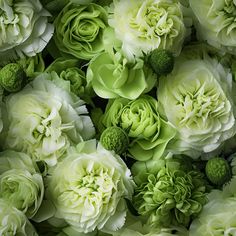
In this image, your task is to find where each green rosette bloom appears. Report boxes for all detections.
[190,0,236,55]
[0,199,38,235]
[87,51,156,99]
[132,157,207,228]
[4,73,95,166]
[46,57,94,103]
[0,0,54,61]
[0,150,44,219]
[46,140,134,233]
[102,95,176,161]
[158,51,236,158]
[108,0,189,60]
[54,3,108,60]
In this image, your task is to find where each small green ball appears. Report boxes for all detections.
[100,127,129,155]
[205,157,231,186]
[0,63,26,92]
[148,49,174,76]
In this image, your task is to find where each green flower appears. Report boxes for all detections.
[0,198,38,235]
[87,51,156,99]
[205,157,231,186]
[132,157,207,227]
[46,140,134,233]
[190,0,236,55]
[158,51,236,158]
[109,0,188,60]
[4,73,95,166]
[0,0,54,61]
[100,126,129,155]
[0,63,26,92]
[0,150,44,218]
[189,188,236,236]
[54,3,108,60]
[102,95,176,161]
[46,57,94,103]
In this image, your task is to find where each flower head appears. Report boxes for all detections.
[46,140,134,233]
[132,157,207,227]
[4,73,95,166]
[0,0,54,61]
[109,0,188,60]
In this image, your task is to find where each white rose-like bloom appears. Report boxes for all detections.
[0,0,54,61]
[47,140,134,233]
[190,0,236,55]
[158,56,236,158]
[109,0,188,60]
[4,73,95,166]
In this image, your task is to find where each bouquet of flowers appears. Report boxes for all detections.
[0,0,236,235]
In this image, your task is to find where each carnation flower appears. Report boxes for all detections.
[158,51,236,158]
[190,0,236,55]
[109,0,188,60]
[0,199,37,235]
[54,3,108,60]
[132,157,207,227]
[4,73,95,166]
[0,150,44,218]
[46,140,134,233]
[102,95,176,161]
[87,50,156,99]
[0,0,54,61]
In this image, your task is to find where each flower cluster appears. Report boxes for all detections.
[0,0,236,235]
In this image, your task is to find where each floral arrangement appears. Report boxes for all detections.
[1,0,236,235]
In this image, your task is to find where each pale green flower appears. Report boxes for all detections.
[0,198,38,235]
[0,0,54,61]
[190,0,236,55]
[158,53,236,158]
[189,187,236,236]
[109,0,188,60]
[46,140,134,233]
[0,150,44,218]
[4,73,95,166]
[87,51,156,99]
[102,95,176,161]
[54,3,108,60]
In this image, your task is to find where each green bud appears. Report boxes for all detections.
[0,63,26,92]
[148,49,174,76]
[100,126,129,155]
[205,157,231,186]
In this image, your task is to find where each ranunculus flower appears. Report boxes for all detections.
[102,95,176,161]
[132,157,207,228]
[46,140,134,233]
[0,0,54,61]
[0,150,44,218]
[4,73,95,166]
[87,51,156,99]
[190,0,236,55]
[158,52,236,158]
[0,199,38,235]
[108,0,189,60]
[54,3,108,60]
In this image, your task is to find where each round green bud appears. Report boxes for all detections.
[205,157,231,186]
[148,49,174,76]
[0,63,26,92]
[100,126,129,155]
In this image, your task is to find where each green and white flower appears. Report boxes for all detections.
[109,0,188,60]
[4,73,95,166]
[0,0,54,61]
[47,140,134,233]
[158,52,236,158]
